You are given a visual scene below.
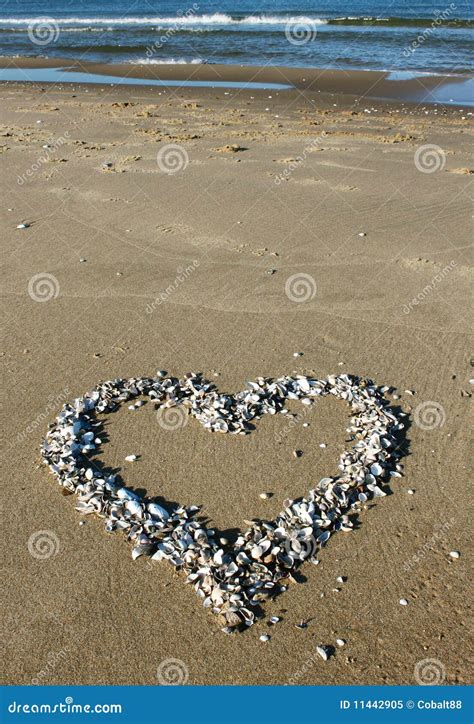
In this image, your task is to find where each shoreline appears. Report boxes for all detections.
[1,56,473,108]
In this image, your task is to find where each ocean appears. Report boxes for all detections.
[0,0,472,74]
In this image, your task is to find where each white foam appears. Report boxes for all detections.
[129,58,203,65]
[0,14,329,27]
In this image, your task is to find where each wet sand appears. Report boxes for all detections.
[1,55,474,106]
[0,61,473,686]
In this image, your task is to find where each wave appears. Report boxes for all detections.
[328,16,472,27]
[129,58,203,64]
[0,14,328,27]
[0,14,471,30]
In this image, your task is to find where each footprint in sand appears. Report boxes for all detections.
[398,257,472,278]
[447,168,473,175]
[333,184,359,192]
[157,223,194,236]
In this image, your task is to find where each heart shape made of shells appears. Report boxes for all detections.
[42,372,403,633]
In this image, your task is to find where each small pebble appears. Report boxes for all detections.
[399,598,408,606]
[449,551,460,559]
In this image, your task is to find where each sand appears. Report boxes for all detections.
[0,61,473,686]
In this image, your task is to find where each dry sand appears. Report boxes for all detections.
[0,63,473,686]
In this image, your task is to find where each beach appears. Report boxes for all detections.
[1,60,473,686]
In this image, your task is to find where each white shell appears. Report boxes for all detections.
[316,645,329,661]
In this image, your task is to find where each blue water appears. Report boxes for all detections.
[0,65,291,90]
[0,0,472,73]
